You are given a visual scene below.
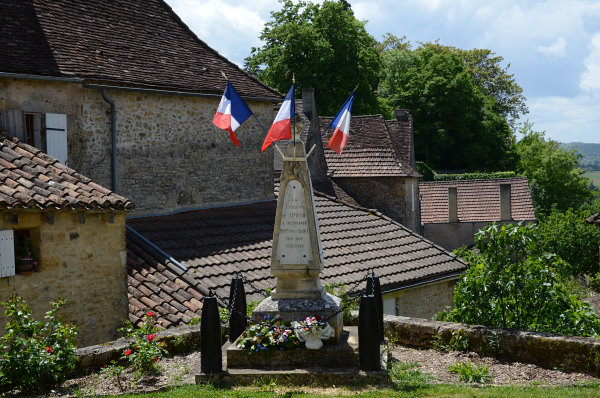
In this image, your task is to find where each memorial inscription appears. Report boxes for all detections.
[276,179,312,265]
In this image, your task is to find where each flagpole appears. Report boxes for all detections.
[292,73,296,160]
[306,85,358,159]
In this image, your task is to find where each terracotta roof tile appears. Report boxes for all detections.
[0,130,133,210]
[318,115,419,177]
[419,177,536,223]
[126,191,466,328]
[0,0,280,100]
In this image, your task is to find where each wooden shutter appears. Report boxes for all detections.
[5,110,24,140]
[0,230,15,278]
[45,113,68,165]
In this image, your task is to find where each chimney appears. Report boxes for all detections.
[394,109,416,169]
[302,88,328,180]
[448,187,458,223]
[500,184,512,221]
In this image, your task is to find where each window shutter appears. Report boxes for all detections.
[5,110,24,140]
[0,230,15,278]
[45,113,68,165]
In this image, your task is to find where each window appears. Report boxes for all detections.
[0,111,67,165]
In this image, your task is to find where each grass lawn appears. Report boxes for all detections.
[110,383,600,398]
[583,170,600,186]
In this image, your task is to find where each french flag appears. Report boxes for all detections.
[327,92,354,155]
[261,85,294,152]
[212,82,253,146]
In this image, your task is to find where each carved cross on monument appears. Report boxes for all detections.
[253,142,343,342]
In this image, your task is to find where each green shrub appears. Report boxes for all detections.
[119,311,168,378]
[434,171,517,181]
[440,223,600,337]
[0,295,78,392]
[390,360,431,388]
[416,161,435,181]
[448,361,493,383]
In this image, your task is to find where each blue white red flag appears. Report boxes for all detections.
[327,92,354,155]
[212,81,253,146]
[261,85,295,152]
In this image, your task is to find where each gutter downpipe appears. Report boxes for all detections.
[126,225,187,272]
[101,89,118,194]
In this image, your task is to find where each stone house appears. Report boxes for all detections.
[317,109,421,232]
[0,130,133,345]
[0,0,282,216]
[419,177,536,251]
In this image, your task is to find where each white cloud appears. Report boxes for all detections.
[537,37,566,57]
[527,94,600,143]
[581,33,600,92]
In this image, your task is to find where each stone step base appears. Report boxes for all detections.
[195,366,388,386]
[194,327,388,386]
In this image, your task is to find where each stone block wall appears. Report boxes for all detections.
[0,210,128,346]
[77,89,275,215]
[1,78,276,215]
[332,176,420,232]
[383,279,456,319]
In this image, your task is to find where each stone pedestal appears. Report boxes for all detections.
[252,293,343,343]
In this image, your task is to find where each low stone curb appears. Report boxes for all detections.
[74,324,204,374]
[74,315,600,377]
[383,315,600,376]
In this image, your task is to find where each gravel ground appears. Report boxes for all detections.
[4,344,599,396]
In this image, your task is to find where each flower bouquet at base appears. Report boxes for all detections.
[291,315,334,350]
[236,315,301,355]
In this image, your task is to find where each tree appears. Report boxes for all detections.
[515,122,591,216]
[245,0,382,116]
[378,46,515,171]
[421,42,528,126]
[536,193,600,276]
[438,223,600,337]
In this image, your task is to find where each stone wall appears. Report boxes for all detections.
[0,78,276,215]
[384,315,600,376]
[0,210,128,346]
[382,279,456,319]
[332,176,421,232]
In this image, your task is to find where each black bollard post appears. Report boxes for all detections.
[358,294,381,371]
[370,274,384,343]
[229,275,247,342]
[200,295,222,373]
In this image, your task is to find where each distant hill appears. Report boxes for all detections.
[560,142,600,169]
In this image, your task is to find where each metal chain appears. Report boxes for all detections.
[242,276,271,298]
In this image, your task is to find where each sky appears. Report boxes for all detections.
[165,0,600,144]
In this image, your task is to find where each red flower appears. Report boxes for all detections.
[147,311,155,317]
[147,334,155,342]
[315,315,322,321]
[125,349,132,356]
[104,364,107,367]
[154,357,159,363]
[45,346,53,353]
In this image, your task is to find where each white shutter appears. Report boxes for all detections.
[0,230,15,278]
[45,113,68,165]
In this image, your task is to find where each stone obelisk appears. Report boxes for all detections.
[253,142,343,342]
